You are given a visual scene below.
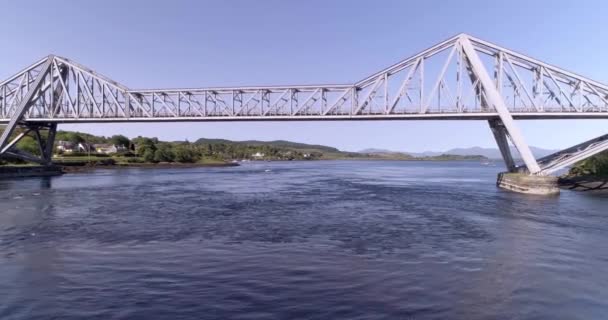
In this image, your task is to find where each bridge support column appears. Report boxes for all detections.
[0,123,58,165]
[487,119,560,194]
[488,119,516,172]
[460,36,541,175]
[459,36,559,194]
[0,58,58,165]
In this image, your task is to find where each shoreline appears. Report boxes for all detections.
[0,162,239,178]
[60,161,239,173]
[559,175,608,191]
[326,157,492,162]
[0,158,493,179]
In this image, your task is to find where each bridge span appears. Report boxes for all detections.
[1,34,607,181]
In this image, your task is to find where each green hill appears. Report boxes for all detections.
[194,138,339,153]
[1,128,490,165]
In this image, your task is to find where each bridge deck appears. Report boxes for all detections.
[2,112,608,124]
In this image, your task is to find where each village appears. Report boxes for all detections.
[52,140,317,160]
[55,140,130,155]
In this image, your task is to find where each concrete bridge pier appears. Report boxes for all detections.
[488,120,560,195]
[489,124,560,195]
[496,172,560,195]
[491,122,608,195]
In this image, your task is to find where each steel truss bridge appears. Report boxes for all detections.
[1,34,607,175]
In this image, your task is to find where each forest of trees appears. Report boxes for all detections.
[0,129,326,165]
[6,129,605,175]
[129,136,324,163]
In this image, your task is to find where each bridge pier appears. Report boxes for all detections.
[497,172,560,195]
[0,122,58,165]
[0,57,63,166]
[487,119,561,195]
[493,130,608,195]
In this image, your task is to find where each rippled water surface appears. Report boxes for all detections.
[1,161,608,319]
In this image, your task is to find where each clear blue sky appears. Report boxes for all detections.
[1,0,606,152]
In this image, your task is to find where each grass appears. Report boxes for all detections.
[53,155,107,161]
[197,157,226,165]
[0,163,42,167]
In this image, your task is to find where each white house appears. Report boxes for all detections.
[56,141,95,154]
[252,152,265,159]
[94,144,128,154]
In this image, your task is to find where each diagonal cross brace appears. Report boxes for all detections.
[0,57,53,153]
[459,36,541,174]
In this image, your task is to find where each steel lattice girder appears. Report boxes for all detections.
[1,33,608,175]
[1,33,608,123]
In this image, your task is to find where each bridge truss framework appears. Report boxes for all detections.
[1,34,607,175]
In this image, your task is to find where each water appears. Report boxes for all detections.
[1,161,607,319]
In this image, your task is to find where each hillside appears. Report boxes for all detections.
[194,138,339,153]
[363,146,558,159]
[356,151,487,161]
[0,129,490,165]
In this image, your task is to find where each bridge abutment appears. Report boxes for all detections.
[496,172,560,195]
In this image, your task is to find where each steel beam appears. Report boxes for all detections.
[1,36,608,122]
[0,57,52,153]
[43,123,57,164]
[537,133,608,175]
[0,130,31,154]
[488,119,516,172]
[459,35,541,174]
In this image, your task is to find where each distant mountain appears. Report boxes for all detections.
[195,138,339,153]
[358,148,401,154]
[440,146,557,159]
[361,146,558,160]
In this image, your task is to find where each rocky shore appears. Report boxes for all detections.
[558,175,608,191]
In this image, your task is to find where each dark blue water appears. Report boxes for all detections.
[1,161,607,319]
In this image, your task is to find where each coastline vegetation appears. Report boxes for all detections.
[0,129,488,167]
[567,151,608,177]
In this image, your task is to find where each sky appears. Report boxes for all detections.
[1,0,607,152]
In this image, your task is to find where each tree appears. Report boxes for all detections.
[16,136,41,156]
[143,149,155,163]
[110,135,130,147]
[135,137,157,156]
[569,150,608,176]
[153,144,175,162]
[66,132,85,145]
[174,145,196,163]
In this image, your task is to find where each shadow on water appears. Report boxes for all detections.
[39,176,53,189]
